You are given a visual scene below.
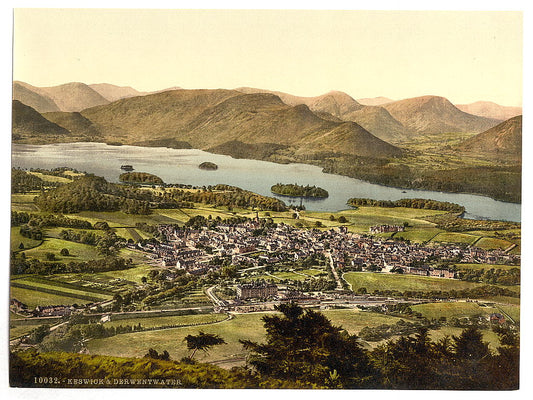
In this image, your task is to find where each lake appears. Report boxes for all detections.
[11,142,521,222]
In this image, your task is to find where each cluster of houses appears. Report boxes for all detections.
[369,224,405,234]
[10,298,75,317]
[134,220,519,285]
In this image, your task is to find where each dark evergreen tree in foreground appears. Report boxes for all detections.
[241,303,375,388]
[184,332,226,360]
[242,304,519,390]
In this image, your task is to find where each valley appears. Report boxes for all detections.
[10,82,522,390]
[10,169,520,375]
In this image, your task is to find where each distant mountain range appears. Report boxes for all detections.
[356,97,394,106]
[80,89,403,158]
[12,81,182,113]
[13,81,109,112]
[456,101,522,121]
[236,87,409,142]
[12,80,521,162]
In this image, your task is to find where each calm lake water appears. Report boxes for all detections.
[11,142,521,222]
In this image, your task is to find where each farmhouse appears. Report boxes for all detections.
[33,305,75,317]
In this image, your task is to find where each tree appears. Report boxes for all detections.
[338,216,348,223]
[184,332,226,360]
[240,303,374,388]
[452,327,490,360]
[144,348,170,361]
[27,324,51,344]
[221,265,238,280]
[60,248,70,256]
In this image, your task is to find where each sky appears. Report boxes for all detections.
[12,8,523,106]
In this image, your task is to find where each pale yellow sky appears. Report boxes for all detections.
[13,9,523,106]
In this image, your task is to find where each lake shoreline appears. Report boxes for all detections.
[11,141,521,222]
[13,139,521,205]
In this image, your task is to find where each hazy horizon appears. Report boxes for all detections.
[13,9,523,107]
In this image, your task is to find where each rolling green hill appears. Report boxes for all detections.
[457,115,522,159]
[12,101,70,138]
[42,111,102,137]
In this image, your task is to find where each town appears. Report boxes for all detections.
[134,217,519,305]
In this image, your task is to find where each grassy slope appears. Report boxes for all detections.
[10,286,96,309]
[343,272,489,293]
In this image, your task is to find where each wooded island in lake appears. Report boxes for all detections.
[198,162,218,170]
[119,172,164,185]
[271,183,329,198]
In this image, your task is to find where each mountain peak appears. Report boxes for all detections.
[383,95,500,135]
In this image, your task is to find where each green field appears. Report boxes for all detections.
[87,310,406,363]
[9,318,55,339]
[87,312,271,363]
[475,237,514,251]
[11,193,39,211]
[298,268,328,277]
[411,301,500,320]
[392,228,442,243]
[322,308,404,333]
[11,277,111,302]
[103,313,227,329]
[49,263,153,291]
[343,272,485,293]
[29,171,73,183]
[431,232,479,245]
[271,271,309,281]
[455,263,519,271]
[86,307,507,363]
[10,286,96,309]
[10,227,43,252]
[77,210,181,227]
[22,237,102,262]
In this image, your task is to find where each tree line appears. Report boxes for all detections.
[312,154,521,203]
[12,169,45,193]
[34,175,288,214]
[12,211,94,230]
[456,267,520,286]
[347,197,465,213]
[369,284,519,300]
[10,253,133,275]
